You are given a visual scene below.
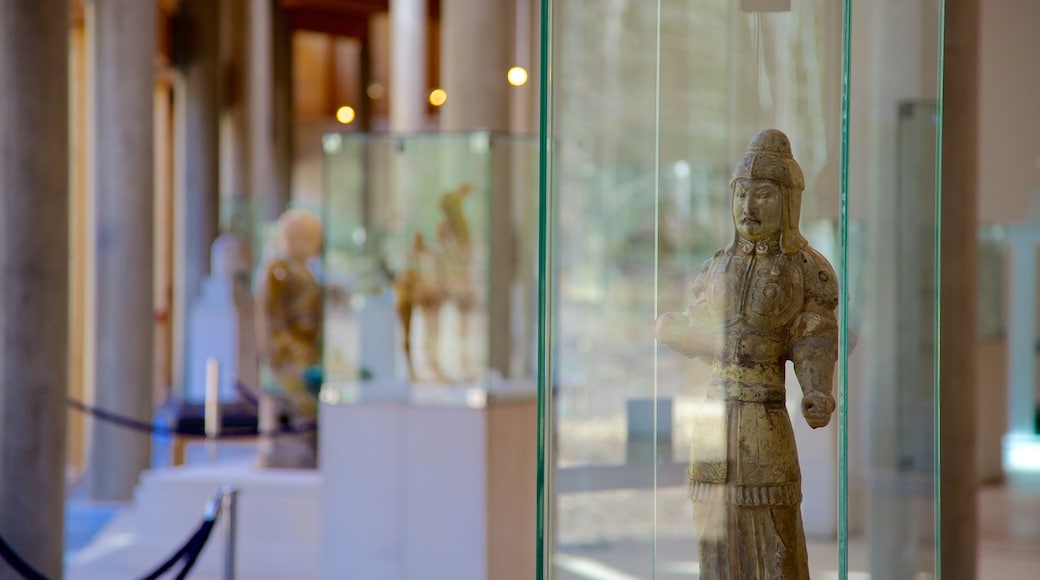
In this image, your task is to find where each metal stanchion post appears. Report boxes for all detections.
[221,486,239,580]
[205,357,222,462]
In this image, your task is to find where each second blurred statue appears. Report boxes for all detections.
[394,181,477,383]
[655,129,838,579]
[255,208,324,468]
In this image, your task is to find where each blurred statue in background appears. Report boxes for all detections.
[655,129,838,579]
[255,208,324,468]
[395,232,446,382]
[393,181,477,382]
[436,181,477,380]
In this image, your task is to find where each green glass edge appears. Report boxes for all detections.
[933,1,946,577]
[651,0,663,576]
[838,1,852,578]
[535,0,553,577]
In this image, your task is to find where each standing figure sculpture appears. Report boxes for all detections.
[394,232,446,382]
[655,130,838,579]
[392,181,477,382]
[436,181,477,380]
[254,208,324,468]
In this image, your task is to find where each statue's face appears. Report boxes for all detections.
[732,179,783,242]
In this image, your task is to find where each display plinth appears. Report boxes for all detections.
[319,382,537,580]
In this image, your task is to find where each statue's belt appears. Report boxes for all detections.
[706,377,786,403]
[688,480,802,507]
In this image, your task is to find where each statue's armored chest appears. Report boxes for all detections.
[704,252,804,331]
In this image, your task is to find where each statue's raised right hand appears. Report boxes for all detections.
[654,311,690,353]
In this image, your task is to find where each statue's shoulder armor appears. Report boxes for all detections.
[794,246,838,309]
[691,250,726,298]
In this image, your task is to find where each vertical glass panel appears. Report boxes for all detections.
[538,0,888,578]
[844,1,943,577]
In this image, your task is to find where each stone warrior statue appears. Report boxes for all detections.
[655,129,838,579]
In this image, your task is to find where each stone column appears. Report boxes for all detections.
[272,0,293,212]
[941,0,980,577]
[221,0,252,237]
[0,1,69,575]
[173,0,221,394]
[390,0,427,132]
[249,0,279,226]
[441,0,511,131]
[88,0,158,501]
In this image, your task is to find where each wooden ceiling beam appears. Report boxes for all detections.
[288,8,371,39]
[282,0,389,14]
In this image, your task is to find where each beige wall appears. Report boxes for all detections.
[979,0,1040,224]
[973,0,1040,481]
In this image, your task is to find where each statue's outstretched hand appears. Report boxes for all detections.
[654,312,689,353]
[801,391,835,428]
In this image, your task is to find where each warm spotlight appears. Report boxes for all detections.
[507,66,529,87]
[429,88,447,107]
[336,106,356,125]
[367,83,385,100]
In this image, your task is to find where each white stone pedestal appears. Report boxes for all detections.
[319,382,538,580]
[127,462,321,578]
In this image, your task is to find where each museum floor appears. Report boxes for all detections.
[62,437,1040,580]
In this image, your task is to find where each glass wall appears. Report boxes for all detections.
[537,1,943,578]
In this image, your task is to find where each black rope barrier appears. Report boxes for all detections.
[1,491,228,580]
[0,531,49,580]
[172,518,216,580]
[138,497,220,580]
[66,397,316,438]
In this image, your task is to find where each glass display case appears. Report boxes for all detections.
[537,1,943,579]
[317,132,541,579]
[320,132,539,400]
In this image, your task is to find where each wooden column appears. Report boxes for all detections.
[940,0,980,577]
[0,0,69,575]
[69,20,89,480]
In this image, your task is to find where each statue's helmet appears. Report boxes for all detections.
[729,129,807,253]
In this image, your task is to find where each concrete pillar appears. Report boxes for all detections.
[509,0,537,135]
[272,0,293,211]
[88,0,158,501]
[941,0,980,577]
[173,0,221,395]
[441,0,512,131]
[221,0,252,237]
[390,0,427,132]
[0,1,69,575]
[249,0,282,225]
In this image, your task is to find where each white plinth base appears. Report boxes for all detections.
[70,460,321,579]
[319,385,538,580]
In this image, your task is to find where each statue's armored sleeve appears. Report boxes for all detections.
[675,256,722,359]
[788,248,839,400]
